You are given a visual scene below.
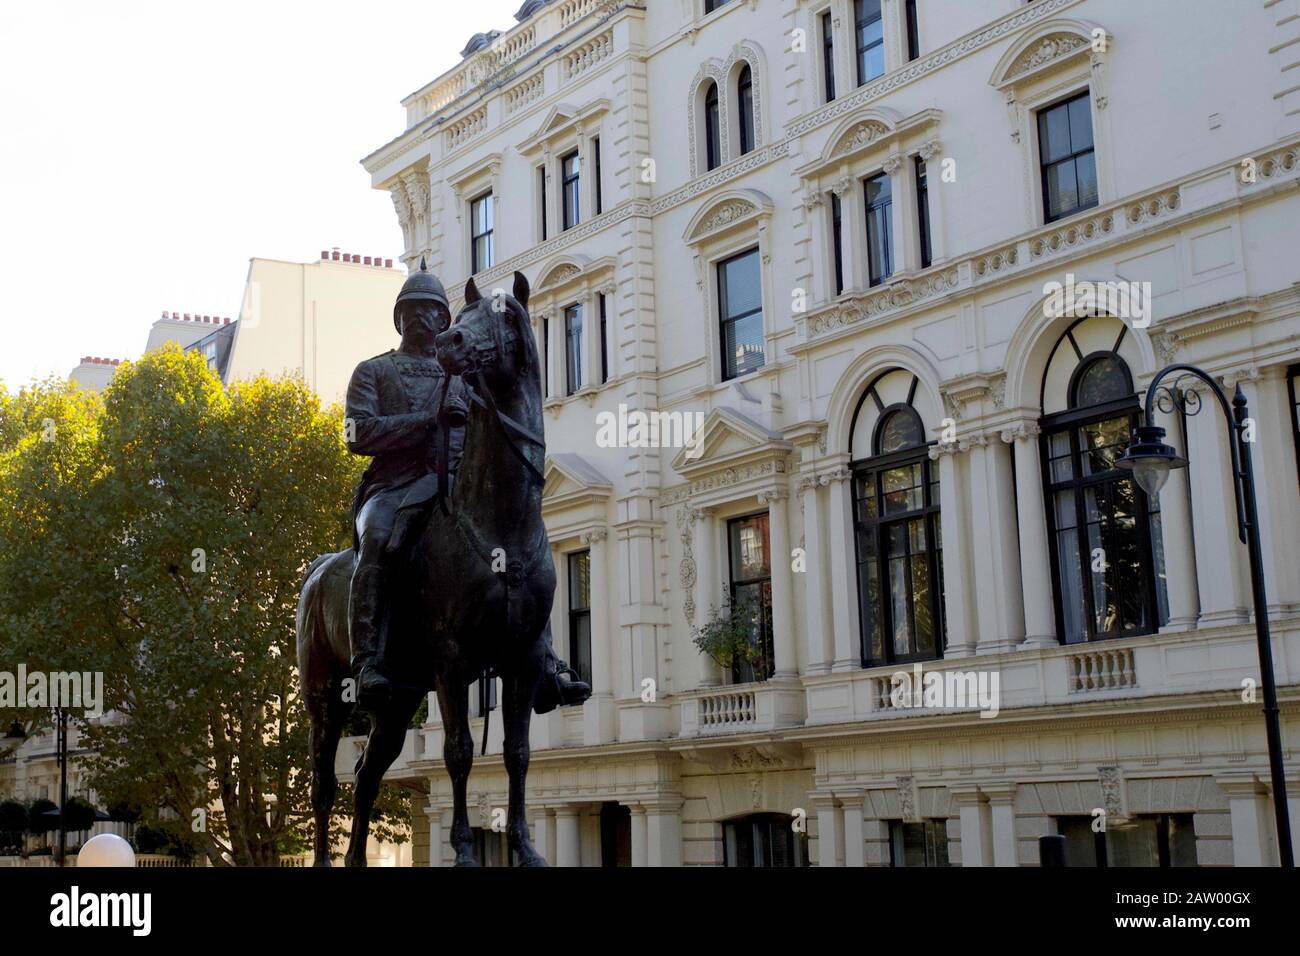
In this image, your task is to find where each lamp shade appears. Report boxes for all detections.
[1117,424,1187,498]
[77,832,136,867]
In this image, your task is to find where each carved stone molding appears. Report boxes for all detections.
[896,775,920,823]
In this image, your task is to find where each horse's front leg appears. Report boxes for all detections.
[502,650,546,867]
[344,688,421,868]
[437,674,477,866]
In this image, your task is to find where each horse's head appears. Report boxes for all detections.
[436,271,536,397]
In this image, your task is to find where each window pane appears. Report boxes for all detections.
[858,528,884,662]
[1106,818,1161,867]
[1055,525,1087,643]
[1075,355,1129,407]
[568,550,590,609]
[910,518,934,656]
[730,514,770,580]
[886,523,912,656]
[1079,416,1131,475]
[723,312,764,378]
[1044,158,1079,221]
[879,408,923,453]
[1038,103,1074,164]
[1075,150,1099,209]
[721,250,762,317]
[881,463,921,515]
[1068,94,1094,152]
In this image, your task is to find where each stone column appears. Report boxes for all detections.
[840,794,866,867]
[1217,773,1276,866]
[426,808,443,868]
[1242,369,1300,617]
[691,506,722,687]
[1154,404,1198,630]
[930,443,974,657]
[832,177,865,292]
[645,799,683,867]
[985,784,1019,867]
[533,808,556,866]
[919,139,946,263]
[967,437,1026,653]
[883,151,912,274]
[760,488,798,679]
[630,805,648,867]
[825,467,860,670]
[1001,423,1056,648]
[950,787,992,867]
[1185,401,1250,625]
[814,796,841,867]
[800,474,833,674]
[582,527,615,745]
[555,806,581,867]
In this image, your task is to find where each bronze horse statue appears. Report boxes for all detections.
[296,272,552,867]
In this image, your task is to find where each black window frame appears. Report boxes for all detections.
[723,813,808,867]
[599,292,609,384]
[1056,814,1198,867]
[904,0,920,61]
[831,190,845,295]
[1037,90,1098,223]
[851,379,945,668]
[854,0,885,87]
[561,149,581,231]
[717,246,765,381]
[470,190,494,275]
[821,10,836,102]
[567,549,592,688]
[914,155,931,269]
[704,81,722,171]
[1288,364,1300,493]
[540,315,549,396]
[593,136,603,215]
[564,302,584,396]
[737,63,755,156]
[863,170,893,287]
[889,819,950,867]
[539,165,548,241]
[1040,332,1166,645]
[704,0,732,13]
[726,512,775,684]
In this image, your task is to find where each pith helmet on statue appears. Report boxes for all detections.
[393,257,450,333]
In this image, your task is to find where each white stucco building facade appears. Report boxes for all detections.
[356,0,1300,867]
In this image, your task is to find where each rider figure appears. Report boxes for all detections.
[344,259,590,714]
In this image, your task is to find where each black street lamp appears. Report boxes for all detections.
[54,707,68,867]
[1117,362,1293,868]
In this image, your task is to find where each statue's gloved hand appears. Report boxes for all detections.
[444,392,469,429]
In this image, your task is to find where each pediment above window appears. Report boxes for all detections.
[796,108,941,182]
[683,189,773,246]
[671,407,792,480]
[532,253,616,301]
[517,100,610,157]
[543,452,613,513]
[989,19,1110,92]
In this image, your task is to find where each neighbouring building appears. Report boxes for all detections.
[68,250,403,407]
[351,0,1300,868]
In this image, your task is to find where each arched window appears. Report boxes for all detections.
[1039,317,1168,643]
[849,369,945,667]
[737,64,755,156]
[723,813,809,867]
[704,81,721,171]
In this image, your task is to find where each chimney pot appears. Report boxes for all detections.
[384,259,393,268]
[332,251,340,261]
[363,256,372,265]
[321,250,329,260]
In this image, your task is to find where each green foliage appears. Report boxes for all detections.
[691,588,768,669]
[0,799,27,851]
[61,795,98,832]
[27,798,56,834]
[0,347,408,865]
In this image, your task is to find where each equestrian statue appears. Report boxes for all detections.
[296,261,589,866]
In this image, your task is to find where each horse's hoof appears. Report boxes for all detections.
[312,858,331,868]
[516,852,548,868]
[453,852,480,867]
[344,855,367,868]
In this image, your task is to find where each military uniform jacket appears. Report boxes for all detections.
[345,349,467,521]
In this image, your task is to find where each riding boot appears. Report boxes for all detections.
[349,561,393,710]
[533,639,591,715]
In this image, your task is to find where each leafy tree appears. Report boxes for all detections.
[61,795,97,833]
[0,347,409,865]
[27,798,56,834]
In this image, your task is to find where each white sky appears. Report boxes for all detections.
[0,0,523,389]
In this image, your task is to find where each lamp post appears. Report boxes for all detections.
[1117,363,1292,868]
[55,707,68,867]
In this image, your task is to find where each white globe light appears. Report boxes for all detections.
[77,833,137,868]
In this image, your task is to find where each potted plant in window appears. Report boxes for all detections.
[692,587,767,679]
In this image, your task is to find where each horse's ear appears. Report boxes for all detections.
[464,277,482,305]
[512,271,530,310]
